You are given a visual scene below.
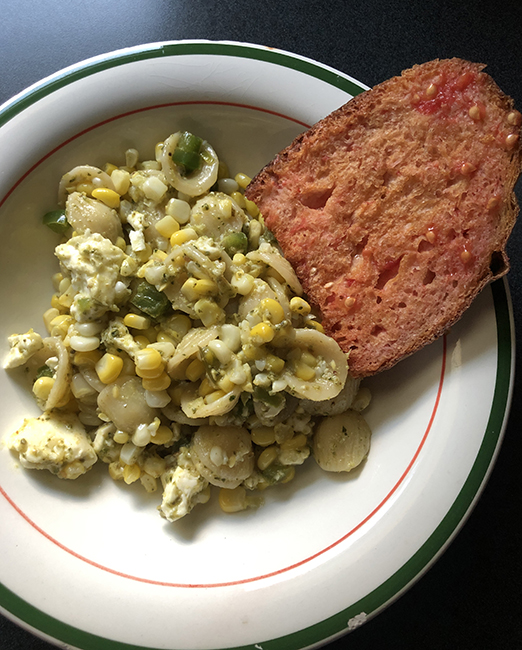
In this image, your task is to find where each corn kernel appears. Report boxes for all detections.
[234,172,252,189]
[32,376,54,401]
[290,296,311,315]
[217,375,235,393]
[265,353,285,374]
[50,314,73,338]
[250,322,274,344]
[150,425,174,445]
[112,169,131,195]
[134,335,150,348]
[259,298,285,325]
[307,319,325,333]
[186,358,205,382]
[301,351,317,367]
[96,353,124,384]
[170,227,197,247]
[257,445,279,471]
[245,198,259,218]
[198,377,216,397]
[194,299,224,327]
[230,191,246,208]
[123,313,151,330]
[108,461,125,481]
[280,433,308,450]
[219,486,248,513]
[74,350,103,366]
[123,463,141,484]
[141,372,171,392]
[113,431,129,444]
[92,187,120,208]
[155,215,180,238]
[135,347,163,371]
[294,361,316,381]
[43,307,60,334]
[251,426,276,447]
[104,163,118,175]
[140,474,158,493]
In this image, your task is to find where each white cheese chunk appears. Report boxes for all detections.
[8,412,97,479]
[4,329,44,369]
[159,447,209,521]
[55,232,127,322]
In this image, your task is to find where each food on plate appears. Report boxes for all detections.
[246,58,521,377]
[4,130,372,522]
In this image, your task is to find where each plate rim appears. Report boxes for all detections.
[0,40,515,650]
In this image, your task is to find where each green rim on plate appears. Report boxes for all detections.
[0,41,514,650]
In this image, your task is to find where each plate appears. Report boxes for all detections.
[0,41,514,650]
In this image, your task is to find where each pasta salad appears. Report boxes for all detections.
[4,130,372,522]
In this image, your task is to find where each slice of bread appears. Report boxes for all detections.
[246,58,521,377]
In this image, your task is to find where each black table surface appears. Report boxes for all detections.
[1,1,521,649]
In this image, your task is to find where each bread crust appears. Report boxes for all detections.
[246,58,521,377]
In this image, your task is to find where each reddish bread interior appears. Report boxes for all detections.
[246,58,521,377]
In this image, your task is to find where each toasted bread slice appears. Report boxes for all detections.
[246,58,521,377]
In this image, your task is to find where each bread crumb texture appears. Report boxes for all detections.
[246,58,522,377]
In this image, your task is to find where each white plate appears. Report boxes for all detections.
[0,41,514,650]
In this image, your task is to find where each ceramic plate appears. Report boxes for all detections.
[0,41,514,650]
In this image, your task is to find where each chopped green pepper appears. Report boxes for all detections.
[221,232,248,257]
[130,281,170,319]
[43,209,69,234]
[253,386,285,410]
[171,132,203,174]
[35,365,54,381]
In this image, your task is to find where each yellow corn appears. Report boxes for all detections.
[181,277,217,300]
[217,375,235,393]
[194,299,224,327]
[242,343,263,361]
[136,364,165,380]
[185,358,205,382]
[289,296,311,315]
[198,377,216,397]
[108,461,125,481]
[43,307,60,334]
[170,227,197,247]
[135,347,163,371]
[300,351,317,367]
[150,425,174,446]
[251,426,276,447]
[250,322,274,344]
[307,319,325,333]
[294,361,316,382]
[168,358,190,381]
[219,486,248,513]
[156,331,176,346]
[234,172,252,189]
[280,433,308,450]
[153,249,168,262]
[123,313,151,330]
[96,353,124,384]
[134,335,150,348]
[76,182,93,195]
[32,376,54,401]
[259,298,285,325]
[115,236,127,251]
[257,445,279,471]
[113,431,129,444]
[58,293,73,309]
[245,198,259,218]
[74,349,103,366]
[111,169,130,195]
[92,187,120,208]
[141,372,171,392]
[123,463,141,484]
[265,353,285,374]
[50,314,73,338]
[155,215,180,238]
[230,191,246,208]
[104,163,118,175]
[204,389,226,404]
[140,474,158,493]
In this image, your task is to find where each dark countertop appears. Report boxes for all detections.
[1,1,521,648]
